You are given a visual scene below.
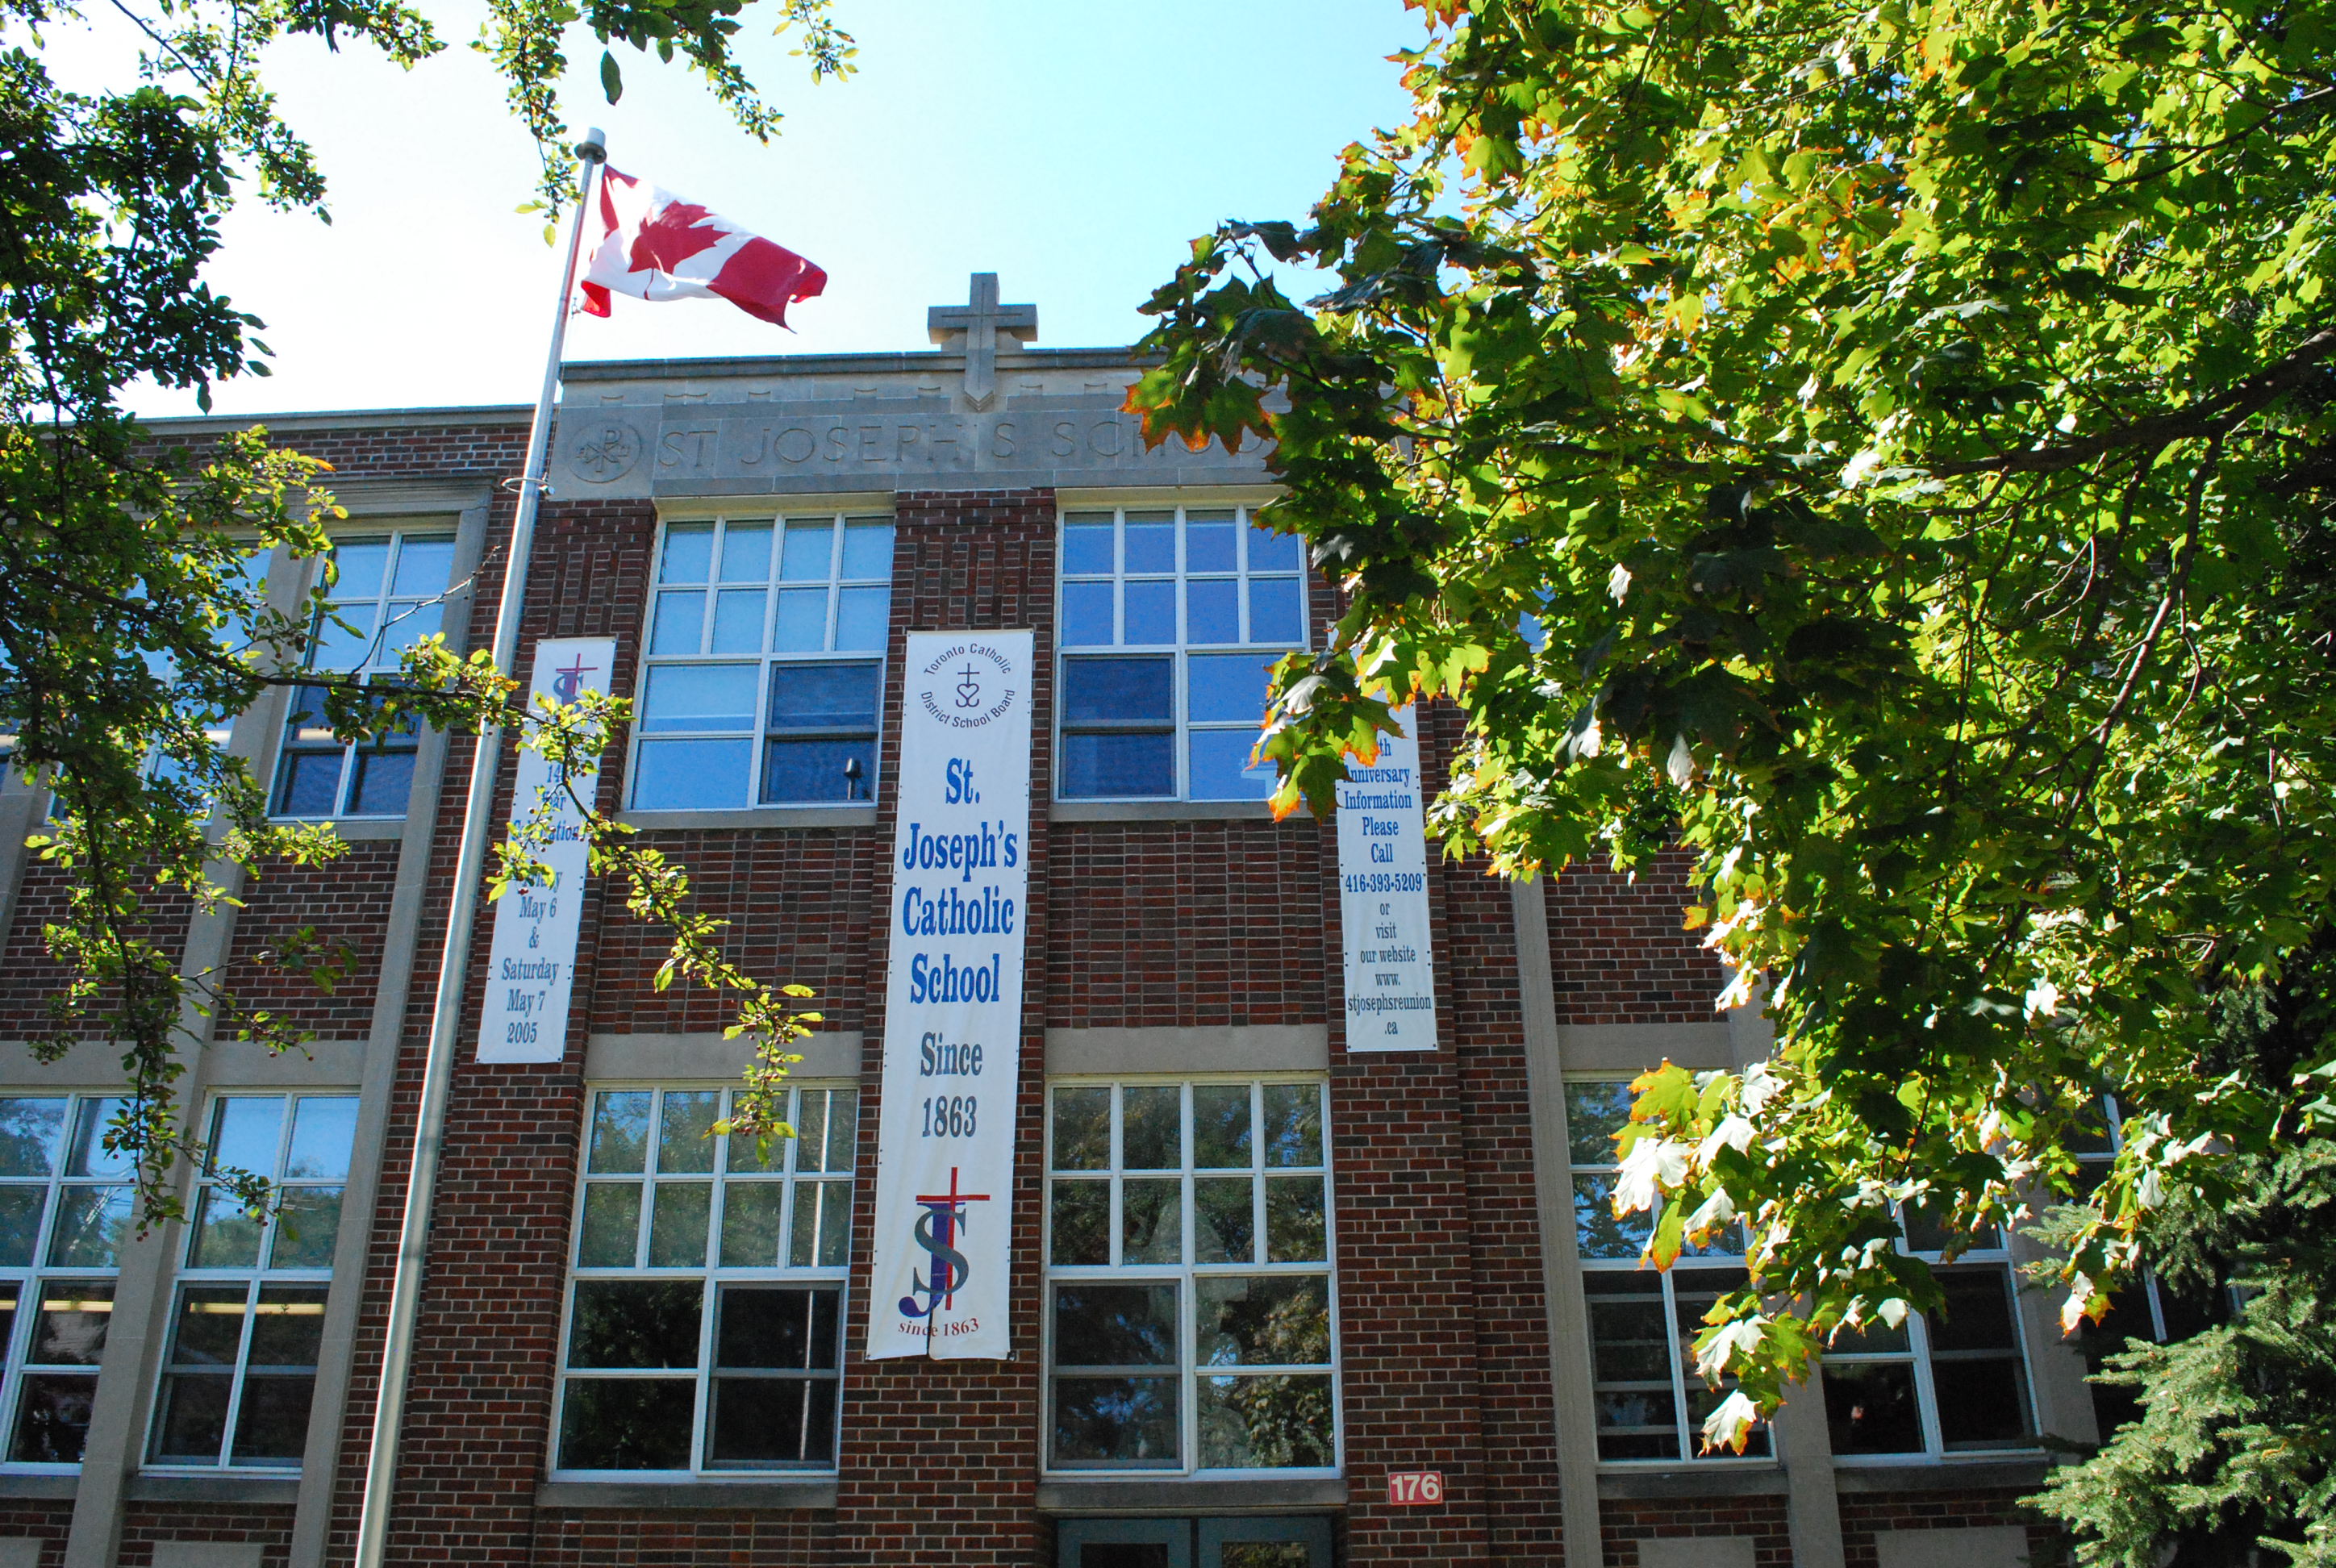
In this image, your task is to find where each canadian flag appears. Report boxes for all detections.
[578,168,827,328]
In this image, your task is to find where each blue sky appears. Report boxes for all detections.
[105,2,1421,417]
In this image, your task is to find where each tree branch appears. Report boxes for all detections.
[1925,327,2336,478]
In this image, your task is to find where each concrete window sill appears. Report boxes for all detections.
[127,1474,302,1503]
[617,807,879,831]
[1049,801,1280,824]
[534,1478,840,1511]
[1037,1477,1347,1513]
[1596,1466,1788,1499]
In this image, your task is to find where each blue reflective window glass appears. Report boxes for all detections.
[1061,582,1114,647]
[1062,733,1174,799]
[1187,654,1275,724]
[1184,579,1239,645]
[839,523,893,581]
[774,589,828,652]
[390,539,455,598]
[632,740,753,810]
[711,590,765,654]
[833,588,888,653]
[1187,731,1273,800]
[1246,578,1304,645]
[1124,515,1176,573]
[1062,658,1171,724]
[660,526,714,584]
[650,591,706,656]
[763,739,878,804]
[276,753,343,817]
[385,600,441,649]
[780,522,834,582]
[719,523,773,583]
[310,604,378,671]
[1245,525,1301,573]
[330,542,390,601]
[348,749,415,815]
[1123,582,1175,645]
[1185,512,1238,573]
[1062,518,1116,576]
[639,665,758,733]
[767,664,882,732]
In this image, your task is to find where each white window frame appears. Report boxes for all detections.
[271,524,461,820]
[1566,1077,1773,1468]
[144,1091,357,1474]
[627,512,894,812]
[1041,1074,1341,1479]
[549,1082,857,1479]
[1819,1258,2042,1466]
[1053,503,1310,803]
[1568,1074,2042,1466]
[0,1094,136,1473]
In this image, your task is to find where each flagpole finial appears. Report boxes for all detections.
[576,127,607,165]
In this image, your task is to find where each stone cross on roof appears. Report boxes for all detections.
[928,273,1038,411]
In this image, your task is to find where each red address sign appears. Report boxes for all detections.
[1387,1470,1445,1506]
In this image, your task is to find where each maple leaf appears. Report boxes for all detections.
[629,201,730,274]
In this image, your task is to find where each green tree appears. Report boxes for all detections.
[0,0,844,1219]
[1125,0,2336,1546]
[2029,954,2336,1566]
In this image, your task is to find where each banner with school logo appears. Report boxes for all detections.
[478,636,617,1064]
[866,630,1033,1359]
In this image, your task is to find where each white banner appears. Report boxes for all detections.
[1337,710,1438,1052]
[866,631,1034,1359]
[477,636,616,1064]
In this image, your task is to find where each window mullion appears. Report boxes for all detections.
[213,1278,261,1467]
[1908,1309,1946,1459]
[699,521,723,653]
[1664,1273,1694,1462]
[1182,1271,1197,1474]
[691,1268,716,1477]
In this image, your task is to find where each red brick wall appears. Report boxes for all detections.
[0,1499,72,1568]
[1600,1492,1794,1568]
[1543,853,1723,1025]
[1043,820,1329,1029]
[1838,1486,2054,1568]
[221,845,400,1037]
[153,419,528,483]
[531,1508,832,1566]
[117,1500,296,1566]
[0,862,195,1042]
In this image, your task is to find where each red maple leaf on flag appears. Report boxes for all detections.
[628,200,728,275]
[581,169,827,327]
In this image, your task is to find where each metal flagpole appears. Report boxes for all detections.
[352,124,607,1568]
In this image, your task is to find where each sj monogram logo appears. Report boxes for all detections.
[899,1166,992,1324]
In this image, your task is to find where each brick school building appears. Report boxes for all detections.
[0,277,2104,1568]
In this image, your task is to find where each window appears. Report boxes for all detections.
[273,528,457,817]
[553,1084,857,1474]
[1566,1080,1771,1463]
[630,515,893,810]
[2068,1096,2228,1437]
[1044,1078,1337,1474]
[147,550,271,802]
[148,1094,357,1470]
[1057,507,1307,801]
[0,1095,136,1468]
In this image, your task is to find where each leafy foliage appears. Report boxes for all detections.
[0,0,837,1221]
[1126,0,2336,1489]
[2034,957,2336,1566]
